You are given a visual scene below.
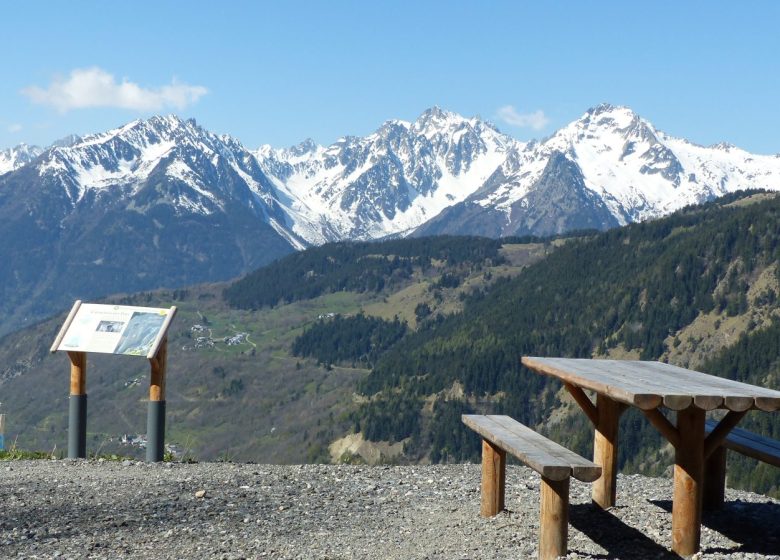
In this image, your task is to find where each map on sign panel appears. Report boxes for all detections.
[57,303,170,356]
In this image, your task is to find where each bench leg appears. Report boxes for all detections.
[703,445,727,511]
[540,476,569,560]
[480,438,506,516]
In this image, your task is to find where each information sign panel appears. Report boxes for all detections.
[51,300,176,461]
[54,303,172,357]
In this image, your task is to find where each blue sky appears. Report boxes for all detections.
[2,1,779,153]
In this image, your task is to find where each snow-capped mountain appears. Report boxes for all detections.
[6,104,779,249]
[416,104,780,237]
[0,115,296,336]
[33,115,315,249]
[2,104,780,335]
[255,107,519,244]
[0,143,43,175]
[254,103,780,241]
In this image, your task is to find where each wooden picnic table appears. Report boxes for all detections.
[521,356,780,556]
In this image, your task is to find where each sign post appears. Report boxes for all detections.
[0,405,5,451]
[67,351,87,458]
[147,337,167,462]
[51,301,177,462]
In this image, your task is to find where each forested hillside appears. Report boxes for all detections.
[346,191,780,496]
[224,236,511,309]
[291,313,408,369]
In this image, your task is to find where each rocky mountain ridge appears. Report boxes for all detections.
[6,104,780,249]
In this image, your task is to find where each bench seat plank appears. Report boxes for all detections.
[705,419,780,467]
[463,414,601,482]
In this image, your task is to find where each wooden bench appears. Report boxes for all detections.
[704,418,780,510]
[463,414,601,560]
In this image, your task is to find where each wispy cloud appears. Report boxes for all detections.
[7,123,22,133]
[496,105,549,130]
[21,67,208,113]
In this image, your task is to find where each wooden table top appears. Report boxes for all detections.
[522,357,780,412]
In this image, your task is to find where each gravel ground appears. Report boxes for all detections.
[1,460,779,559]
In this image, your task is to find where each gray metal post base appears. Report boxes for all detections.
[146,400,166,462]
[68,394,87,459]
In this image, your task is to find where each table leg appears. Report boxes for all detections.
[592,394,621,509]
[672,406,705,556]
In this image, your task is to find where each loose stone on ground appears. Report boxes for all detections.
[1,461,778,559]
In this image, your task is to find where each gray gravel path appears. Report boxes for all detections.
[1,461,779,559]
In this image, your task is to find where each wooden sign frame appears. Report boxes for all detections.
[51,300,177,462]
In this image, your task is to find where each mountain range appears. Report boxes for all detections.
[2,104,780,335]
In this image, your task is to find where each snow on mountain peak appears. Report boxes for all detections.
[417,105,453,122]
[251,107,521,244]
[0,143,44,175]
[51,134,82,149]
[576,104,644,133]
[288,138,319,157]
[5,104,780,252]
[29,113,277,216]
[710,141,740,152]
[586,102,628,117]
[413,106,470,136]
[375,119,411,138]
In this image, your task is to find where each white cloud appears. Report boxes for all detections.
[21,67,208,113]
[7,123,22,133]
[496,105,549,130]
